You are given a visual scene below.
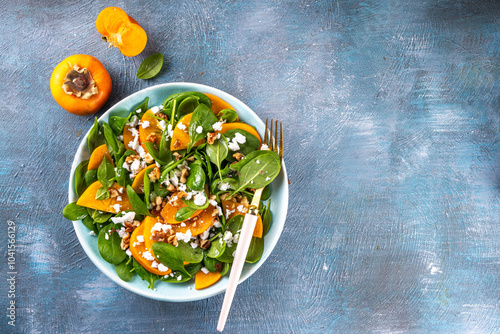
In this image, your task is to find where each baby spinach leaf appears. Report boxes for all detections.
[82,216,98,233]
[126,185,153,217]
[62,202,89,221]
[207,235,226,258]
[74,160,89,197]
[218,109,238,123]
[95,186,110,200]
[175,206,197,222]
[136,53,164,79]
[85,169,98,186]
[115,258,135,282]
[187,104,218,152]
[109,114,131,136]
[152,242,190,277]
[186,161,206,191]
[245,237,264,263]
[97,157,115,188]
[87,208,113,223]
[231,151,280,194]
[224,129,261,161]
[98,223,127,265]
[203,253,221,273]
[206,135,228,182]
[88,117,105,154]
[177,241,203,263]
[262,199,272,235]
[161,263,202,283]
[133,258,159,289]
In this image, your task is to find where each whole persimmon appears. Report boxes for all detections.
[96,7,147,57]
[50,54,112,116]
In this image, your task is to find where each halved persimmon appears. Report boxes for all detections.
[50,54,112,116]
[96,7,147,57]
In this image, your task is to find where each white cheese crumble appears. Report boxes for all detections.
[158,263,169,272]
[196,125,203,134]
[201,267,209,274]
[176,230,192,243]
[142,251,155,261]
[111,211,135,225]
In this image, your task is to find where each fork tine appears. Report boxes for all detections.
[264,118,269,145]
[279,121,283,160]
[274,120,278,154]
[269,119,274,151]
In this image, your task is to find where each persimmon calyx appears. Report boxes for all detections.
[62,64,98,99]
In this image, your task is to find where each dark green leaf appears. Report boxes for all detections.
[177,241,203,263]
[126,185,153,217]
[133,258,159,289]
[95,186,110,200]
[85,169,98,186]
[97,157,115,188]
[115,258,135,282]
[74,160,89,197]
[98,223,127,265]
[136,53,164,79]
[62,202,88,221]
[152,242,190,276]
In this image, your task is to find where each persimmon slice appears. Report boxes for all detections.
[96,7,147,57]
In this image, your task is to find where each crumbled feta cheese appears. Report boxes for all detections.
[142,120,150,129]
[142,251,155,261]
[193,192,207,206]
[260,144,269,150]
[137,235,145,243]
[201,267,209,274]
[176,230,192,243]
[228,140,240,151]
[112,204,121,213]
[151,106,160,114]
[111,211,135,225]
[158,263,169,272]
[212,121,224,131]
[177,122,186,130]
[89,231,96,236]
[219,182,230,191]
[234,132,247,144]
[196,126,203,134]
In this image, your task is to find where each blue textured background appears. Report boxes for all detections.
[1,1,499,333]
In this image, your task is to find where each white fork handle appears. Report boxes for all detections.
[217,213,258,332]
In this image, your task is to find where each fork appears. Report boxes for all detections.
[217,118,283,332]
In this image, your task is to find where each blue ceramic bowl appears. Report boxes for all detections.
[68,82,288,302]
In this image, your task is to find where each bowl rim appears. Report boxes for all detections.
[68,82,288,302]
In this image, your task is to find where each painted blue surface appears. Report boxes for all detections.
[0,0,499,333]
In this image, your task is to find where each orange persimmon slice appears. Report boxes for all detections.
[88,144,114,170]
[76,181,132,213]
[195,270,222,290]
[96,7,147,57]
[130,220,172,276]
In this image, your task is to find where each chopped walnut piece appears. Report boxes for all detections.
[232,152,244,161]
[173,152,182,161]
[125,155,139,164]
[109,189,119,198]
[200,239,211,249]
[207,132,218,144]
[146,133,157,143]
[120,234,130,250]
[180,168,189,183]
